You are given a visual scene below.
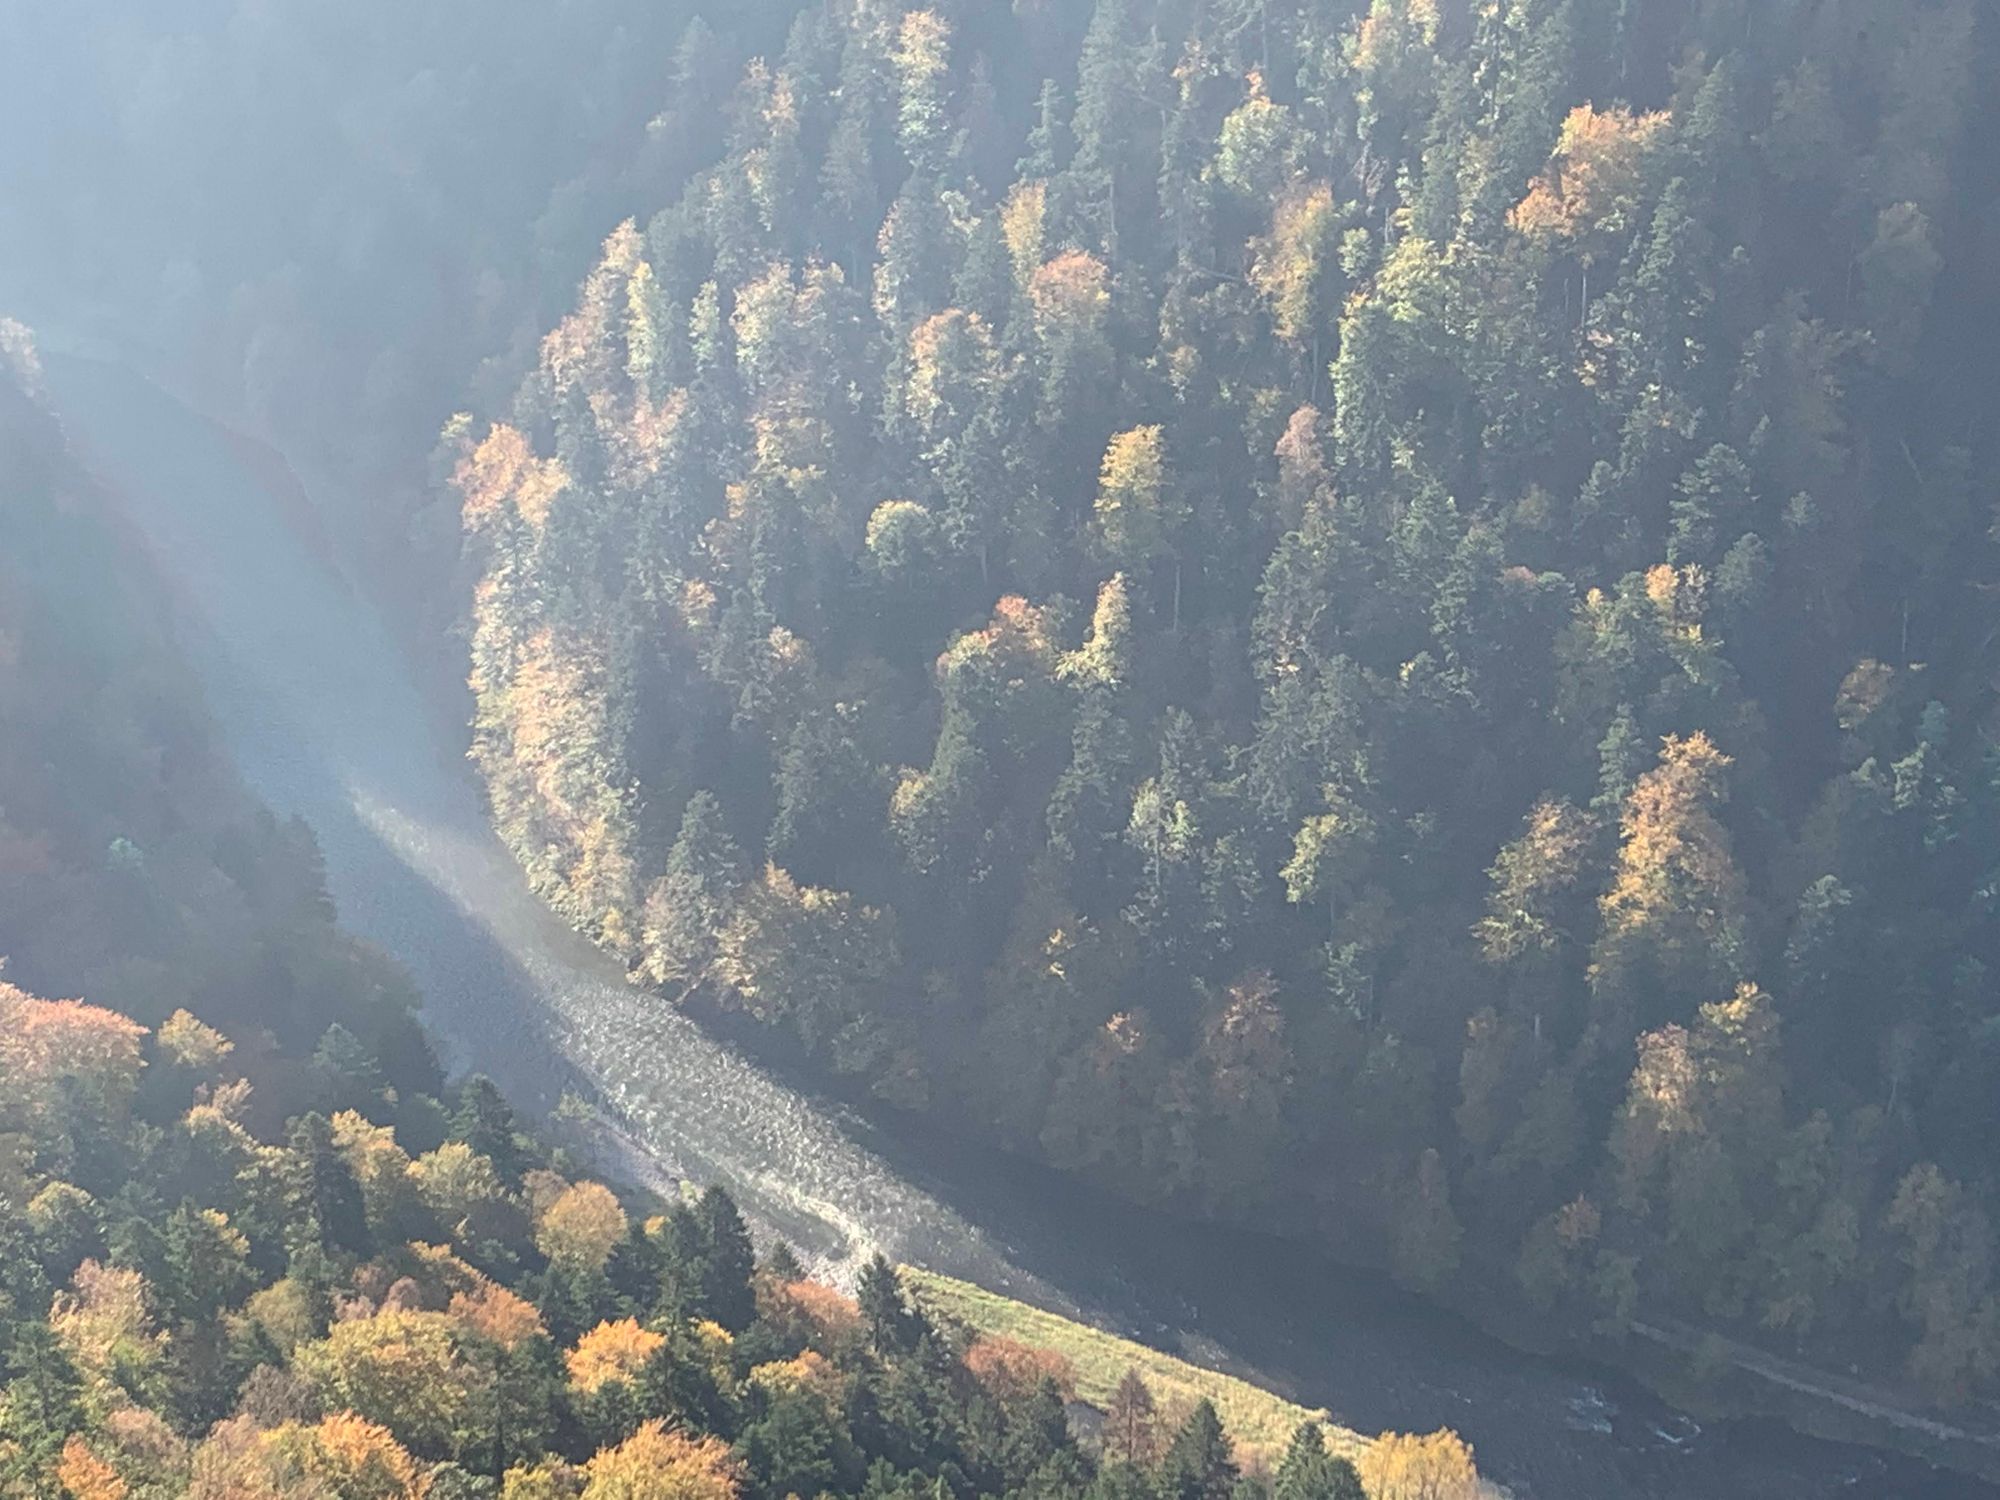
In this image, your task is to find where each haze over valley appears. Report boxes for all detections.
[5,4,2000,1499]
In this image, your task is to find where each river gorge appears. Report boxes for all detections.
[40,350,1997,1500]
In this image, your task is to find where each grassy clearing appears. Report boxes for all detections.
[901,1266,1371,1470]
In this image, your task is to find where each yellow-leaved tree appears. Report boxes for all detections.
[582,1421,741,1500]
[293,1309,479,1459]
[1590,733,1746,1044]
[567,1318,665,1394]
[535,1181,627,1275]
[1357,1429,1479,1500]
[0,983,148,1138]
[1511,104,1670,267]
[188,1412,427,1500]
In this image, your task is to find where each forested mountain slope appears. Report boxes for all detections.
[5,330,1443,1500]
[3,958,1434,1500]
[455,0,2000,1408]
[0,329,432,1124]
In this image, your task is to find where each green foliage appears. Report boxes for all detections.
[449,0,2000,1410]
[11,0,2000,1435]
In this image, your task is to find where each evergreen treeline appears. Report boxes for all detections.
[454,0,2000,1406]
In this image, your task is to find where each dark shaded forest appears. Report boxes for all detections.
[447,0,2000,1410]
[0,331,430,1124]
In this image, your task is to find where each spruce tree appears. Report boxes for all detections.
[1160,1399,1236,1500]
[282,1112,370,1258]
[451,1075,526,1188]
[695,1185,758,1332]
[856,1253,922,1355]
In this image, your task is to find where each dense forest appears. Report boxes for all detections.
[451,0,2000,1410]
[0,342,1484,1500]
[3,965,1473,1500]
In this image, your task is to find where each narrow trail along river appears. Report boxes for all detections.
[42,353,1996,1500]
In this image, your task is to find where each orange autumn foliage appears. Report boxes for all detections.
[755,1276,862,1347]
[189,1412,427,1500]
[964,1335,1077,1402]
[1511,105,1669,261]
[454,423,569,532]
[1028,250,1109,336]
[59,1436,127,1500]
[308,1412,431,1500]
[0,982,147,1129]
[567,1317,665,1393]
[450,1280,546,1351]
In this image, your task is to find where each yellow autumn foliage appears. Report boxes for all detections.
[454,423,568,532]
[1511,104,1669,260]
[1356,1429,1479,1500]
[1599,733,1742,945]
[536,1181,627,1274]
[567,1317,665,1393]
[582,1421,741,1500]
[156,1009,233,1073]
[189,1412,428,1500]
[51,1260,162,1385]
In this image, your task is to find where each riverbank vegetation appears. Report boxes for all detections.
[450,0,2000,1415]
[3,960,1484,1500]
[901,1268,1360,1468]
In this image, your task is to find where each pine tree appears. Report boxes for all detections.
[282,1112,370,1259]
[452,1076,527,1188]
[311,1023,385,1118]
[1160,1399,1236,1500]
[641,792,745,995]
[0,1323,84,1492]
[1274,1422,1364,1500]
[694,1186,757,1332]
[856,1253,922,1355]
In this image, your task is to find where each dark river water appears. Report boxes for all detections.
[40,352,1998,1500]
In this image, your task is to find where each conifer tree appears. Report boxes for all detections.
[1159,1399,1236,1500]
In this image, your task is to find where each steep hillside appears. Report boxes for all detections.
[453,0,2000,1410]
[0,328,432,1124]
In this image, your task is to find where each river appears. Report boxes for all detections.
[38,351,1996,1500]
